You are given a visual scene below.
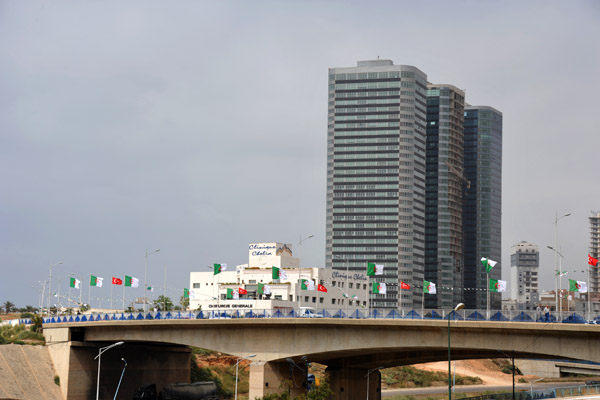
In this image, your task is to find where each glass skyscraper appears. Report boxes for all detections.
[425,84,466,310]
[326,60,427,310]
[463,106,503,310]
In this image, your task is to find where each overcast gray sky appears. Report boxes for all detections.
[1,1,599,308]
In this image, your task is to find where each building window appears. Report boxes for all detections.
[275,295,282,300]
[320,298,324,304]
[312,297,316,303]
[332,299,336,305]
[193,283,200,289]
[305,296,309,302]
[349,283,353,289]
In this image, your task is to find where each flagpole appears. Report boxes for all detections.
[163,264,167,312]
[487,273,490,320]
[123,282,125,312]
[111,283,113,311]
[88,274,92,309]
[588,265,591,321]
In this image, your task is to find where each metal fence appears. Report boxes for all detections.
[37,307,600,325]
[463,384,600,400]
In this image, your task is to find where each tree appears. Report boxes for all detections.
[152,296,173,311]
[3,301,15,314]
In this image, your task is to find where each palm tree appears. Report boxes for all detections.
[3,301,15,314]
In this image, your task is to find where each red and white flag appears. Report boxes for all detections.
[317,284,327,293]
[400,281,411,290]
[112,277,123,285]
[238,288,248,295]
[589,254,598,267]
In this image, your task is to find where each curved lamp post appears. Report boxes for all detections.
[553,212,571,313]
[298,235,314,309]
[365,366,383,400]
[448,303,465,400]
[94,341,124,400]
[144,249,160,313]
[234,354,255,400]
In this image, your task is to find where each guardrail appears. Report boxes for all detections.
[38,308,600,324]
[463,383,600,400]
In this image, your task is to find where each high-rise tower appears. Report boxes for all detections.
[424,84,465,310]
[326,60,428,310]
[510,241,539,310]
[590,212,600,293]
[463,105,503,309]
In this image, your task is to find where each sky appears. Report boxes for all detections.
[1,1,599,309]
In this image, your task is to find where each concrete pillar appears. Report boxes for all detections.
[328,366,381,400]
[249,361,308,399]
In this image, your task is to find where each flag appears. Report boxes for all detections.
[227,288,239,299]
[263,284,271,295]
[188,290,197,299]
[239,288,248,295]
[214,263,227,275]
[352,295,359,300]
[400,281,410,290]
[90,275,103,287]
[272,266,287,280]
[146,286,153,292]
[301,279,315,290]
[317,284,327,293]
[112,277,123,285]
[258,283,265,294]
[69,277,81,289]
[589,255,599,267]
[125,275,139,288]
[489,279,507,293]
[423,280,436,294]
[569,279,587,293]
[372,282,387,294]
[555,271,568,277]
[367,262,384,276]
[184,288,190,298]
[481,257,498,273]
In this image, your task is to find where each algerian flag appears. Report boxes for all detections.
[489,279,507,293]
[188,290,197,299]
[569,279,587,293]
[367,262,384,276]
[257,283,271,295]
[481,257,497,273]
[555,271,568,277]
[301,279,315,290]
[90,275,103,287]
[272,266,287,280]
[372,282,386,294]
[423,280,436,294]
[184,288,190,299]
[146,286,154,292]
[227,288,239,299]
[125,275,139,287]
[69,277,81,289]
[214,263,227,275]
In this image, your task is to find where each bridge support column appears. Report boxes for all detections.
[249,361,308,399]
[328,366,381,400]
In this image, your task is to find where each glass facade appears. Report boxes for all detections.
[463,106,503,309]
[326,60,427,310]
[425,85,465,310]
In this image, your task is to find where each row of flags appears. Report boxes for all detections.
[72,275,140,289]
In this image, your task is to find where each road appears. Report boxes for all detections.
[382,381,588,397]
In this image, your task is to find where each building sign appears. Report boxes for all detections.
[332,271,368,281]
[207,303,254,309]
[249,243,276,256]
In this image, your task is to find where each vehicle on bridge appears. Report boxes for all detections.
[299,307,323,318]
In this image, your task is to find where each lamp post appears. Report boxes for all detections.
[547,245,566,316]
[234,354,256,400]
[334,255,350,317]
[113,358,127,400]
[144,249,160,313]
[297,235,314,309]
[448,302,465,400]
[47,261,64,316]
[365,366,383,400]
[38,280,47,315]
[553,212,571,313]
[94,341,124,400]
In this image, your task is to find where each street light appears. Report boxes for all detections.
[234,354,255,400]
[144,249,160,313]
[365,366,383,400]
[553,212,571,313]
[94,341,124,400]
[297,235,314,309]
[38,280,47,315]
[113,358,127,400]
[448,302,465,400]
[47,261,64,316]
[334,255,350,317]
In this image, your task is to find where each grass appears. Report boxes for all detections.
[381,366,482,389]
[0,324,45,345]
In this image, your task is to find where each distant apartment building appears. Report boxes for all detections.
[326,60,428,310]
[510,241,539,310]
[591,211,600,293]
[463,106,503,310]
[424,84,465,310]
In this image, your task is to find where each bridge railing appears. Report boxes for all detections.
[462,384,600,400]
[40,307,600,325]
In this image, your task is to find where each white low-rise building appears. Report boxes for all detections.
[189,242,373,314]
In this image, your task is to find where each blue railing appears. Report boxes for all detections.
[40,308,600,325]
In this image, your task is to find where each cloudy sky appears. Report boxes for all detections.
[1,1,599,308]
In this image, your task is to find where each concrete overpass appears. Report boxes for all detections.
[44,319,600,399]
